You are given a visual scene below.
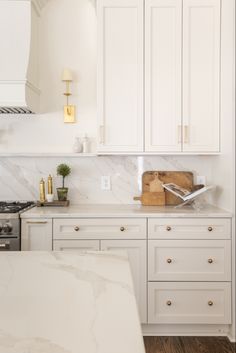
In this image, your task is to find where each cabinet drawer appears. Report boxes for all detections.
[148,282,231,324]
[53,218,147,240]
[148,240,231,281]
[148,218,231,239]
[53,240,100,252]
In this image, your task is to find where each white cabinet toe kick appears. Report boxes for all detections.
[21,216,233,338]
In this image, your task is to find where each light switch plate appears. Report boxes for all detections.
[101,176,111,190]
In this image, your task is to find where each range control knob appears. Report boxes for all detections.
[3,222,13,234]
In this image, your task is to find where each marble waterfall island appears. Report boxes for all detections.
[0,251,145,353]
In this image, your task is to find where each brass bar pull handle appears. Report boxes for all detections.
[184,125,189,144]
[26,221,47,224]
[100,125,105,144]
[178,125,182,144]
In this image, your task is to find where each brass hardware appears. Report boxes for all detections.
[208,226,213,232]
[26,221,47,224]
[208,258,213,264]
[74,226,80,232]
[100,125,105,144]
[120,227,125,232]
[62,69,76,123]
[208,301,213,306]
[166,226,172,231]
[184,125,189,144]
[64,105,76,123]
[178,125,182,144]
[167,258,172,264]
[166,300,172,306]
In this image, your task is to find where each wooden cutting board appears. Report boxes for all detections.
[142,171,194,205]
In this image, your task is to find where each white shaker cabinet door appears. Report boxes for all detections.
[101,239,147,323]
[97,0,144,152]
[21,219,52,251]
[53,240,100,252]
[145,0,182,152]
[182,0,221,152]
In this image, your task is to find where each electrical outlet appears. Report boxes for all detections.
[196,176,206,185]
[101,176,111,190]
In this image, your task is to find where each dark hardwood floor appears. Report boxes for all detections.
[144,336,236,353]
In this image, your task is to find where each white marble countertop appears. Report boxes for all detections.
[0,251,145,353]
[20,204,232,219]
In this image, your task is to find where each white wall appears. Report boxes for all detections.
[0,0,97,153]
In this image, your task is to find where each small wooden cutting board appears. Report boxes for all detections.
[135,171,194,206]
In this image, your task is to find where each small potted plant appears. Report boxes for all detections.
[56,163,71,201]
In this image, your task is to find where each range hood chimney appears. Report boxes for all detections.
[0,0,41,114]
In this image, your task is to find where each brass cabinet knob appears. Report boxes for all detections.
[74,226,80,231]
[208,226,213,232]
[208,258,213,264]
[166,226,172,231]
[120,227,125,232]
[167,258,172,264]
[166,300,172,306]
[208,301,213,306]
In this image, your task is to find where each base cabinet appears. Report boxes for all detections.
[21,219,52,251]
[53,240,99,252]
[148,282,231,324]
[101,239,147,323]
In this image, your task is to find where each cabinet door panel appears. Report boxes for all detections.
[53,240,100,252]
[101,239,147,323]
[183,0,221,152]
[97,0,143,152]
[21,219,52,251]
[145,0,182,152]
[148,282,231,324]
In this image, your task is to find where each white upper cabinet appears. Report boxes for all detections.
[182,0,221,152]
[97,0,221,154]
[97,0,144,152]
[145,0,182,152]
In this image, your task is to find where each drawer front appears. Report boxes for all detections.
[148,218,231,239]
[148,282,231,324]
[53,240,100,251]
[148,240,231,281]
[53,218,147,240]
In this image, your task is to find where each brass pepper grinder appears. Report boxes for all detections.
[47,174,53,195]
[39,178,46,202]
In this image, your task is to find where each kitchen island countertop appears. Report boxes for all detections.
[0,251,145,353]
[20,204,232,219]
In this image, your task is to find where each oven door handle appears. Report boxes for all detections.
[0,243,10,250]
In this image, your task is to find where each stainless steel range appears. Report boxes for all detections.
[0,202,35,251]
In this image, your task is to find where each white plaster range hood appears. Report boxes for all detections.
[0,0,46,114]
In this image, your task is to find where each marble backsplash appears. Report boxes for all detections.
[0,156,214,204]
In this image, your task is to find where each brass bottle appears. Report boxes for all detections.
[47,174,53,195]
[39,178,46,202]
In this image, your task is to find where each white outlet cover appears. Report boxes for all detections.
[101,176,111,190]
[196,176,206,185]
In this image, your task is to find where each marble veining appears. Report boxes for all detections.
[0,251,145,353]
[0,156,213,204]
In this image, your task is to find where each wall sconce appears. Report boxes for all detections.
[62,68,76,123]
